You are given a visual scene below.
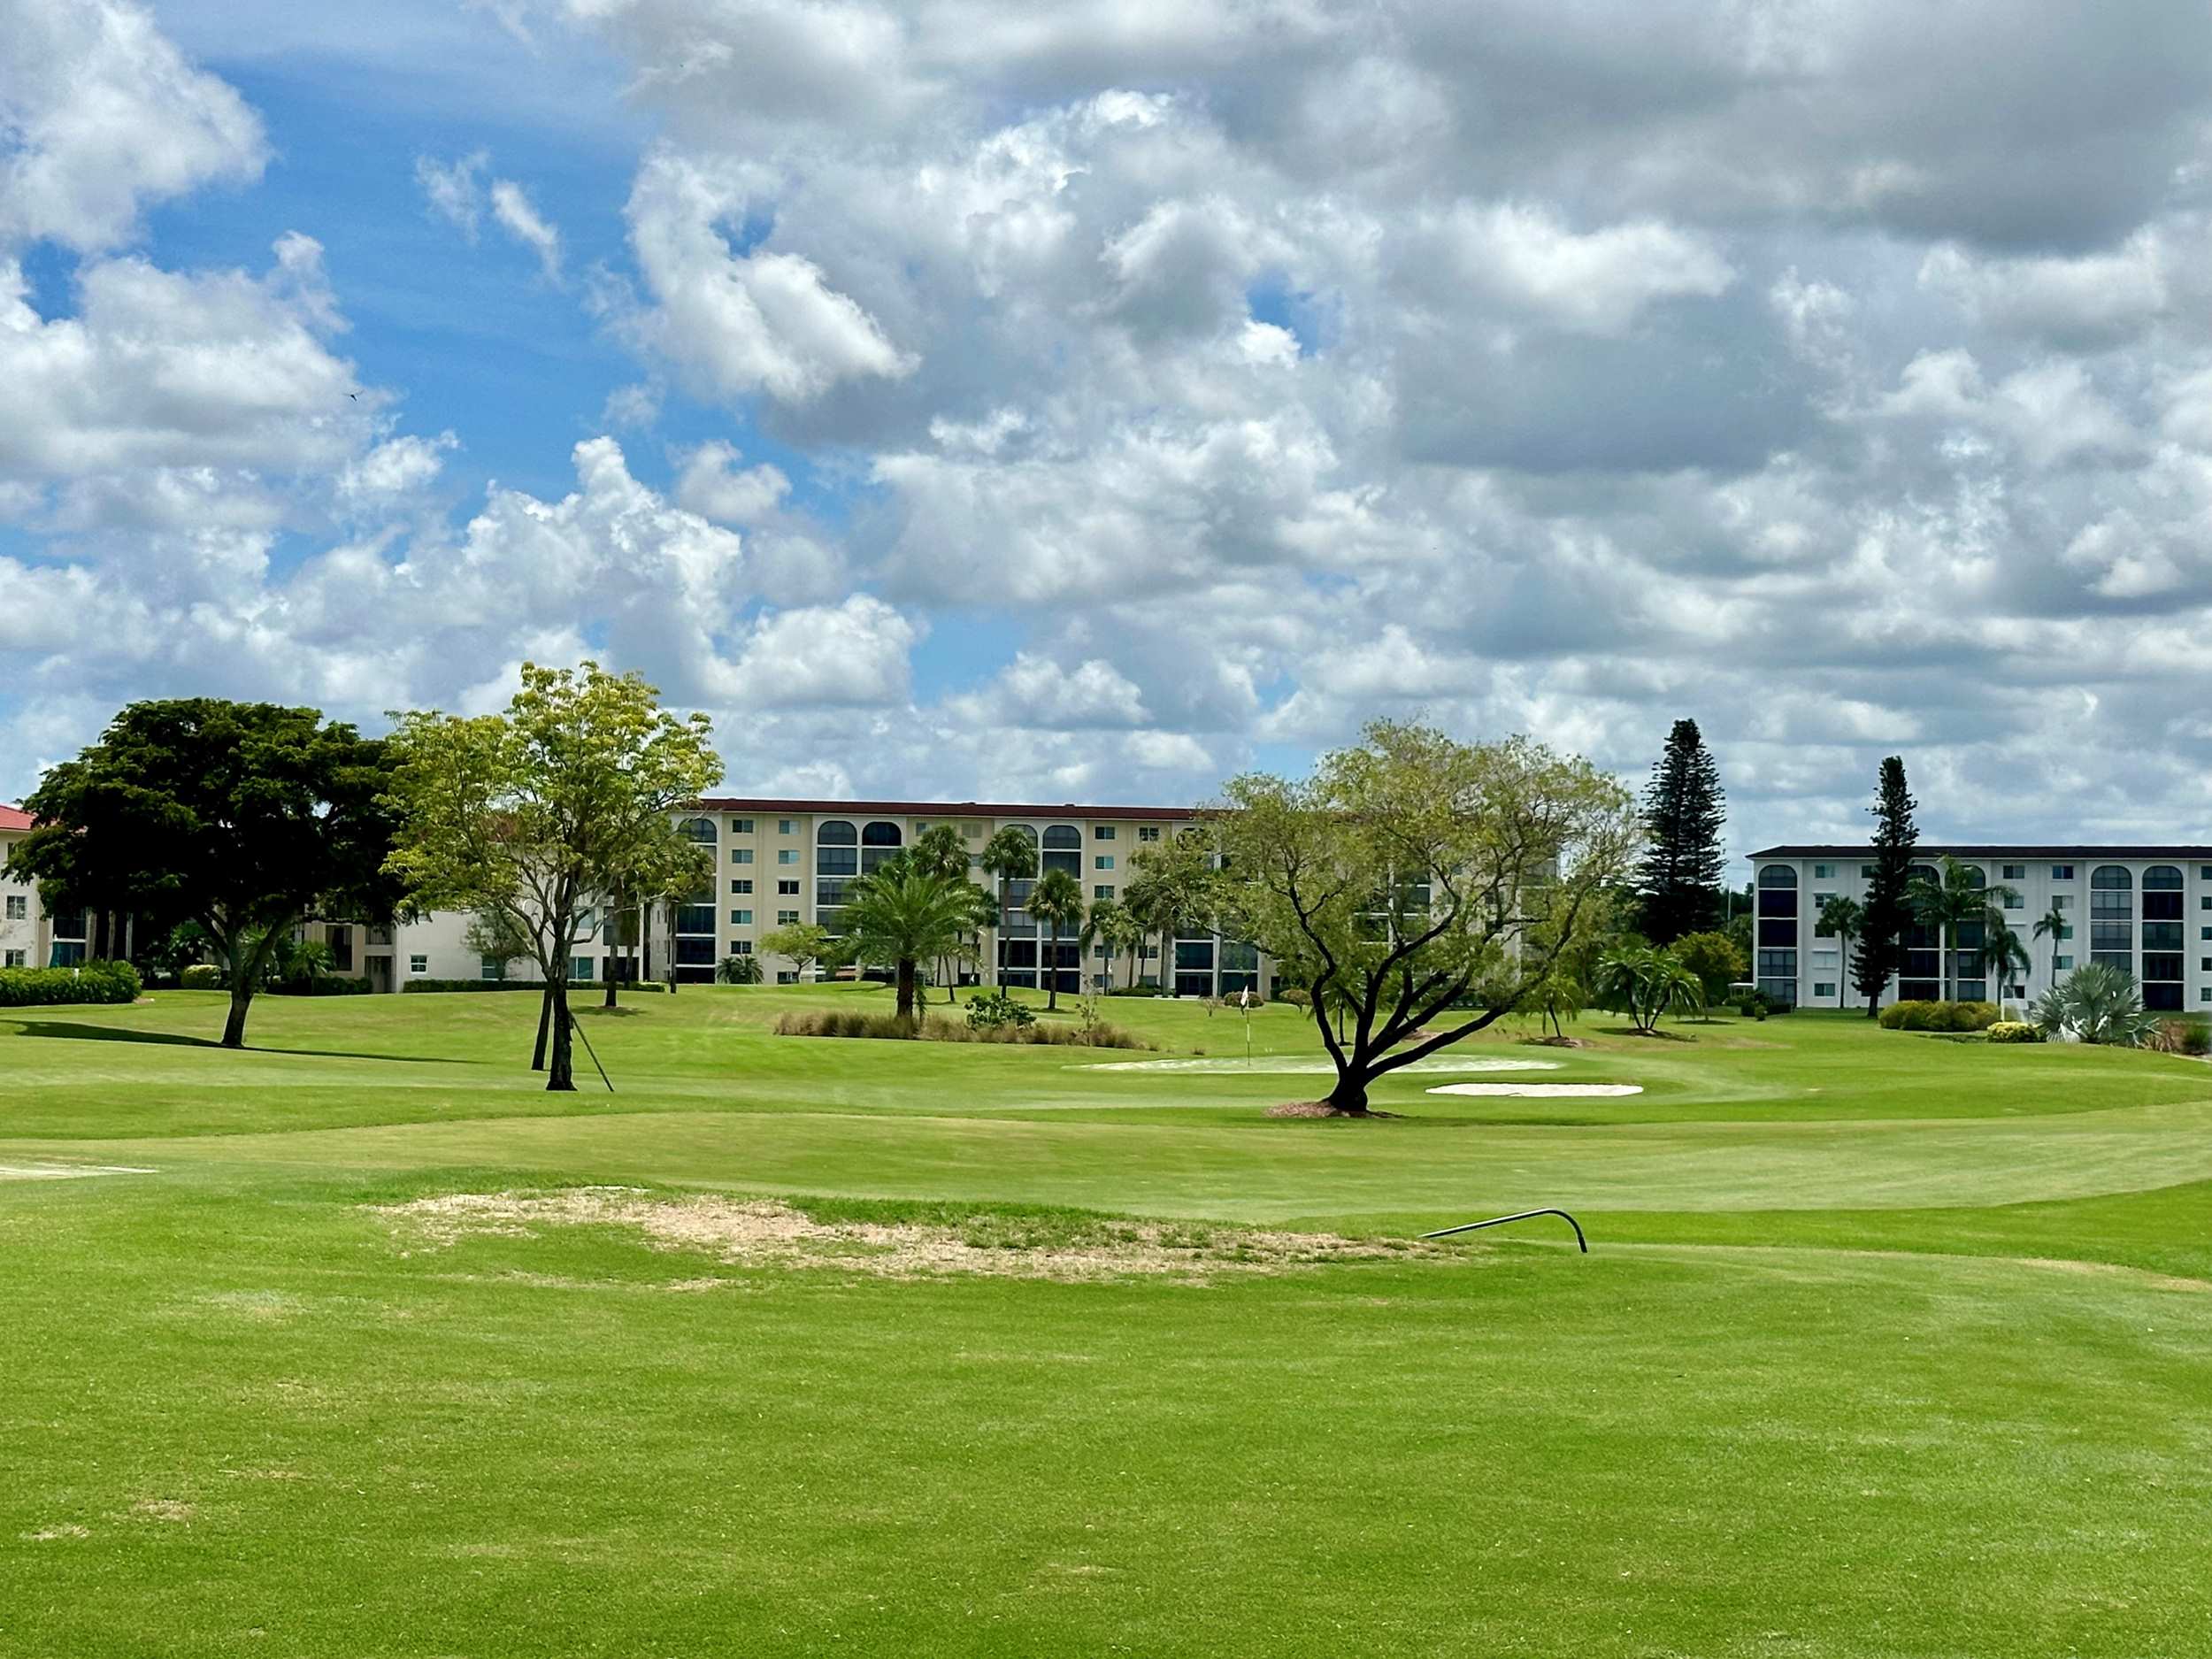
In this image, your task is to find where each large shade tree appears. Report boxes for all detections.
[5,699,403,1049]
[383,663,722,1091]
[1215,721,1639,1115]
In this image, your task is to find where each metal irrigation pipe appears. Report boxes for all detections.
[1420,1209,1587,1252]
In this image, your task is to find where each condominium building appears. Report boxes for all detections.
[1747,844,2212,1011]
[0,804,58,969]
[653,797,1263,994]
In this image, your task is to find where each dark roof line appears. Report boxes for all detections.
[1749,844,2212,860]
[688,797,1198,823]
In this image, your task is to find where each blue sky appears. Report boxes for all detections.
[10,0,2212,861]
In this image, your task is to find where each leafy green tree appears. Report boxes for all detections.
[907,827,973,994]
[1216,721,1638,1114]
[2031,902,2069,986]
[1029,867,1087,1010]
[1595,944,1706,1033]
[384,662,723,1091]
[833,863,977,1022]
[1088,897,1144,988]
[1854,757,1917,1018]
[759,921,833,980]
[1634,718,1726,944]
[717,952,763,986]
[1669,930,1746,1004]
[1816,895,1864,1004]
[1125,829,1218,992]
[5,699,402,1048]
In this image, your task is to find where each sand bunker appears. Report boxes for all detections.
[0,1163,157,1181]
[370,1187,1463,1284]
[1425,1082,1643,1098]
[1078,1056,1563,1075]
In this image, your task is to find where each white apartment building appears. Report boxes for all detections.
[1747,844,2212,1012]
[1,804,55,970]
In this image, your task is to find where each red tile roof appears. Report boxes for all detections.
[0,803,33,833]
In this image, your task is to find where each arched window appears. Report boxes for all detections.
[861,819,903,874]
[1041,823,1082,877]
[678,817,717,843]
[2090,865,2134,973]
[817,820,857,878]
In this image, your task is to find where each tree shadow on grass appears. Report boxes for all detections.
[1,1020,477,1064]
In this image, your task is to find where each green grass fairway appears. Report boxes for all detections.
[4,987,2208,1656]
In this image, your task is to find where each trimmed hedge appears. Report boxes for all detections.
[179,964,225,990]
[0,960,143,1008]
[1986,1021,2041,1044]
[399,978,668,995]
[1879,999,1999,1033]
[774,1008,1148,1048]
[269,977,375,997]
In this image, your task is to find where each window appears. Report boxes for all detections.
[480,955,506,981]
[777,971,797,985]
[2051,864,2074,880]
[778,910,800,926]
[48,942,83,966]
[732,818,754,834]
[731,940,753,955]
[1812,864,1834,879]
[861,821,902,873]
[778,879,800,895]
[778,849,798,865]
[1812,891,1836,913]
[1042,824,1082,877]
[731,910,753,926]
[1094,885,1114,901]
[779,819,795,834]
[1095,856,1115,871]
[409,955,427,974]
[2001,864,2026,880]
[1813,982,1836,998]
[1139,826,1161,841]
[2201,866,2212,880]
[3,949,23,969]
[2200,895,2212,910]
[3,895,23,921]
[679,817,717,843]
[2054,894,2072,910]
[2054,955,2073,971]
[732,849,754,865]
[570,956,595,982]
[1094,826,1116,841]
[1860,864,1877,878]
[730,879,753,895]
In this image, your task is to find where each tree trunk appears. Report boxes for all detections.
[896,957,918,1023]
[546,979,575,1091]
[220,983,254,1048]
[1323,1067,1372,1115]
[533,987,554,1071]
[1046,924,1060,1010]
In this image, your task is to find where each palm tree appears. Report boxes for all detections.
[1908,856,2019,1003]
[833,864,975,1023]
[1090,898,1143,989]
[716,952,762,986]
[1121,869,1170,992]
[909,826,972,995]
[1594,944,1704,1033]
[978,826,1038,987]
[1029,867,1087,1011]
[2031,902,2068,987]
[1979,916,2031,1016]
[1816,895,1864,1006]
[2030,962,2160,1046]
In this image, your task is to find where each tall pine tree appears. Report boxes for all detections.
[1634,718,1726,944]
[1853,756,1917,1018]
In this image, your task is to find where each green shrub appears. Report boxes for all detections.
[1879,1000,1998,1033]
[773,1008,1148,1048]
[1986,1021,2040,1044]
[267,976,375,996]
[178,963,225,990]
[2146,1018,2211,1056]
[965,988,1036,1031]
[1277,987,1311,1009]
[0,959,143,1007]
[401,979,542,994]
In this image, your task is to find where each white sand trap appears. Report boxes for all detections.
[1425,1083,1643,1098]
[1078,1056,1564,1075]
[0,1163,157,1181]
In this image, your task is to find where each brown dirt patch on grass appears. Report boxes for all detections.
[369,1188,1458,1284]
